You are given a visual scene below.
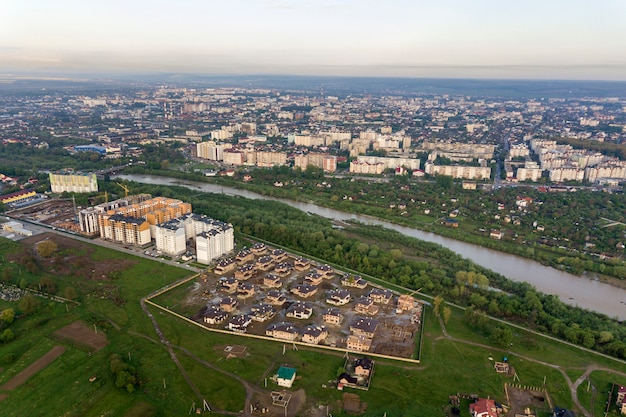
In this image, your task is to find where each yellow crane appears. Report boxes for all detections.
[116,182,130,198]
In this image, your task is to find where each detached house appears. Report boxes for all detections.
[301,325,328,345]
[266,322,299,341]
[237,281,255,299]
[271,249,287,262]
[350,317,378,338]
[354,297,380,316]
[263,273,282,288]
[265,289,287,306]
[286,301,313,319]
[250,242,267,255]
[469,398,498,417]
[368,288,394,304]
[256,255,274,271]
[323,308,344,326]
[220,296,238,313]
[354,357,373,377]
[294,257,311,271]
[326,289,351,306]
[228,314,252,333]
[341,274,368,289]
[291,283,318,298]
[235,249,254,264]
[214,258,236,274]
[219,276,238,293]
[316,264,335,279]
[235,263,256,280]
[346,335,373,352]
[203,305,228,325]
[274,262,293,277]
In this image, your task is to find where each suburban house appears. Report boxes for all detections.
[271,249,287,262]
[214,258,236,274]
[303,273,324,286]
[286,302,313,319]
[301,325,328,345]
[368,288,394,304]
[265,289,287,306]
[470,398,498,417]
[237,281,255,299]
[322,308,344,326]
[255,255,274,271]
[616,385,626,414]
[263,273,282,288]
[276,366,296,388]
[354,297,380,316]
[273,262,293,276]
[354,357,374,377]
[341,274,368,289]
[235,249,254,264]
[490,229,504,240]
[203,305,228,325]
[235,263,256,280]
[397,294,414,311]
[291,283,318,298]
[250,303,275,322]
[316,264,335,279]
[228,314,252,333]
[219,296,238,313]
[266,322,299,341]
[294,257,311,271]
[350,317,379,338]
[346,335,373,352]
[250,242,267,255]
[219,276,238,293]
[326,289,352,306]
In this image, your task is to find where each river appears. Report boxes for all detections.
[114,174,626,320]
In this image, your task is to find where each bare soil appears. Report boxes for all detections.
[16,233,136,281]
[0,345,66,391]
[506,385,550,416]
[53,320,108,352]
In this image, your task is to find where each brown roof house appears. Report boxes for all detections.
[301,325,328,345]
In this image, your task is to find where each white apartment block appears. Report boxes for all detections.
[424,163,491,180]
[196,224,234,265]
[294,153,337,172]
[350,161,385,175]
[197,141,224,161]
[223,149,245,165]
[549,166,585,182]
[256,151,287,167]
[356,156,421,170]
[154,219,187,256]
[509,143,530,158]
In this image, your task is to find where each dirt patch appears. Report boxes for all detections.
[0,394,8,402]
[0,345,66,391]
[14,233,136,281]
[53,321,108,352]
[506,385,550,416]
[340,392,367,415]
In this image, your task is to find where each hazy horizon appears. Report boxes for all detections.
[2,0,626,81]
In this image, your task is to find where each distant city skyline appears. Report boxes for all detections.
[1,0,626,80]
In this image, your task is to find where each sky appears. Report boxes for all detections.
[1,0,626,80]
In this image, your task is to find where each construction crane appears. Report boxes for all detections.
[116,182,130,198]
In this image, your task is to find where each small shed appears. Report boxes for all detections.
[276,366,296,388]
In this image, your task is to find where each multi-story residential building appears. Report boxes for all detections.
[256,151,287,167]
[424,163,491,180]
[196,141,224,161]
[350,161,385,175]
[49,172,98,193]
[154,219,187,256]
